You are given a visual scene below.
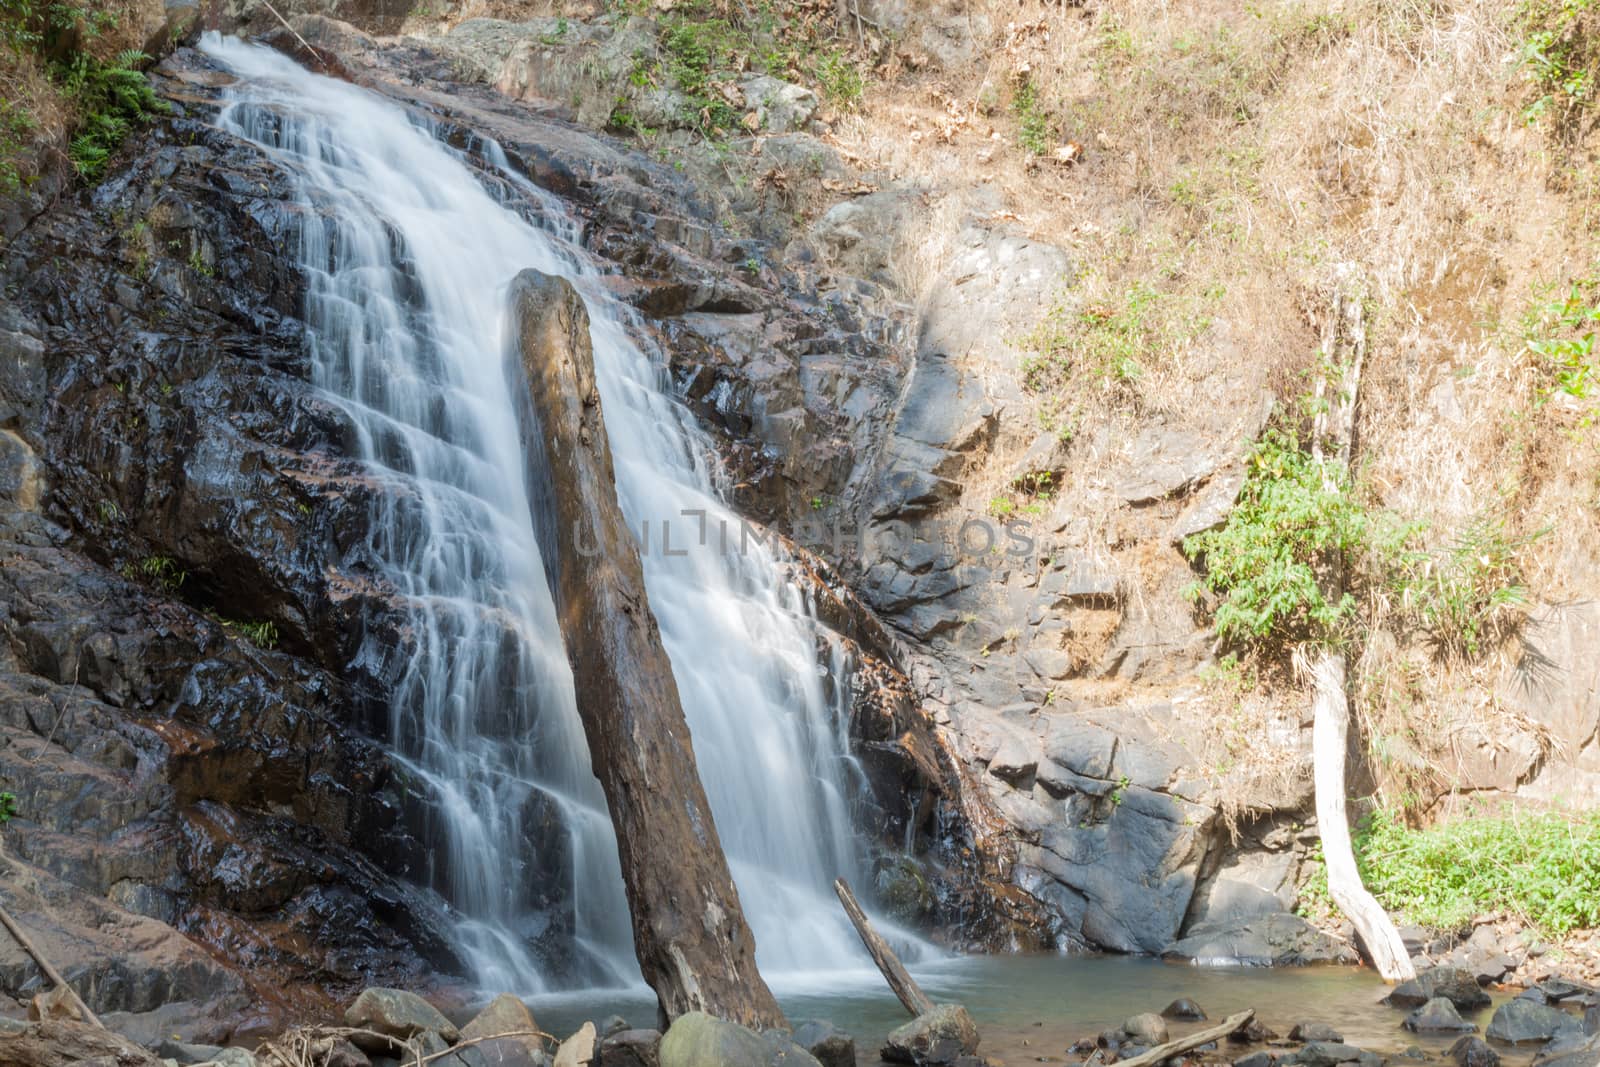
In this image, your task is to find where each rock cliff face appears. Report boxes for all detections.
[0,30,1030,1031]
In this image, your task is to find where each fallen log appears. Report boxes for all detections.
[0,898,102,1029]
[1113,1009,1256,1067]
[511,269,784,1030]
[833,877,934,1017]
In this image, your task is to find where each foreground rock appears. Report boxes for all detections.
[599,1028,661,1067]
[462,994,548,1067]
[345,987,459,1051]
[882,1004,981,1065]
[1486,999,1575,1045]
[0,1019,161,1067]
[1404,998,1476,1034]
[1385,968,1491,1012]
[511,269,783,1028]
[791,1020,855,1067]
[657,1012,819,1067]
[1450,1036,1501,1067]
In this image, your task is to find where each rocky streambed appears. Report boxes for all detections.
[8,957,1600,1067]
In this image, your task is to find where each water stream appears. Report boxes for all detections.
[201,33,921,993]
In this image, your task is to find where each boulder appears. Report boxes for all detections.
[1283,1042,1382,1067]
[1404,998,1476,1034]
[1487,999,1573,1045]
[658,1013,820,1067]
[1163,999,1207,1021]
[882,1004,980,1066]
[739,75,818,133]
[1123,1013,1169,1045]
[158,1040,228,1065]
[1289,1023,1343,1043]
[789,1021,854,1067]
[599,1017,630,1039]
[598,1028,660,1067]
[1166,914,1356,967]
[1385,968,1492,1012]
[344,989,459,1051]
[554,1023,597,1067]
[462,994,547,1067]
[1233,1053,1273,1067]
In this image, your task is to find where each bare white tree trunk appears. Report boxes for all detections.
[1310,651,1415,981]
[1307,282,1415,983]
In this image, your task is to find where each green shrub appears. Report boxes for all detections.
[1517,0,1600,130]
[813,49,864,109]
[1523,279,1600,410]
[1011,75,1054,155]
[60,48,165,179]
[1183,428,1395,646]
[1304,806,1600,936]
[0,790,15,824]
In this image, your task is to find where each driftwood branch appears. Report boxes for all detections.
[0,897,103,1029]
[833,877,933,1017]
[1113,1010,1256,1067]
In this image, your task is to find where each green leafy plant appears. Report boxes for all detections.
[813,49,864,109]
[1517,0,1599,130]
[61,48,166,180]
[1183,428,1394,647]
[120,554,187,592]
[0,791,16,824]
[1011,74,1054,155]
[1301,806,1600,936]
[219,618,279,650]
[1524,279,1600,409]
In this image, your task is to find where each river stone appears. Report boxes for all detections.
[1234,1053,1273,1067]
[159,1040,228,1065]
[1487,999,1573,1045]
[1165,914,1356,967]
[1123,1013,1169,1044]
[554,1022,597,1067]
[598,1016,629,1039]
[659,1012,820,1067]
[790,1020,854,1067]
[1163,999,1207,1021]
[1284,1042,1383,1067]
[461,994,547,1067]
[1386,968,1492,1012]
[345,989,459,1051]
[882,1004,980,1065]
[1290,1023,1343,1043]
[1405,998,1477,1034]
[599,1028,660,1067]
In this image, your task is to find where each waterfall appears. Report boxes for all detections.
[201,34,925,991]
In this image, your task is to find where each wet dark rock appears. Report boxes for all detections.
[1290,1023,1344,1043]
[1122,1013,1169,1045]
[1234,1052,1274,1067]
[790,1020,854,1067]
[1386,968,1492,1012]
[1486,999,1574,1045]
[883,1005,981,1066]
[1230,1021,1278,1044]
[1404,998,1477,1034]
[598,1016,630,1039]
[1163,999,1207,1021]
[345,989,459,1051]
[1281,1041,1382,1067]
[599,1028,661,1067]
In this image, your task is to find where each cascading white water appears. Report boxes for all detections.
[201,35,926,990]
